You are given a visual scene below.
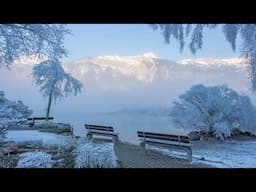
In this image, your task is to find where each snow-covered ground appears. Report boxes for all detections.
[5,130,70,146]
[5,130,256,168]
[149,138,256,168]
[193,140,256,168]
[5,130,117,168]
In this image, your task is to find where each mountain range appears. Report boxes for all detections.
[0,52,253,114]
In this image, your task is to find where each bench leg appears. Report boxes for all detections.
[87,133,93,141]
[113,136,119,146]
[71,125,73,136]
[140,142,146,154]
[186,148,192,163]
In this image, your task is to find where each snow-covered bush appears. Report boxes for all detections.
[74,139,117,168]
[0,91,33,128]
[16,151,54,168]
[170,84,256,140]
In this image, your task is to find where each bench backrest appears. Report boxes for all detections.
[85,124,114,132]
[137,131,190,144]
[27,117,54,120]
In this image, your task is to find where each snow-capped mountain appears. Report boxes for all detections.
[178,57,249,68]
[1,52,250,86]
[62,53,249,85]
[2,52,251,91]
[0,52,254,115]
[63,52,162,83]
[6,52,249,81]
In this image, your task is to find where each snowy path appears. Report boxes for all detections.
[114,142,211,168]
[151,138,256,168]
[192,139,256,168]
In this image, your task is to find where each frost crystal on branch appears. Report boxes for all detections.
[0,24,69,68]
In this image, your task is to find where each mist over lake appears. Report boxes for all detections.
[1,53,255,144]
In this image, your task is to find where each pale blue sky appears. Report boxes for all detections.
[63,24,240,62]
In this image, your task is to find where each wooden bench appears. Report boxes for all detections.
[85,124,119,144]
[137,131,193,162]
[27,117,54,127]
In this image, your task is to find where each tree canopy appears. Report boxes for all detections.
[151,24,256,90]
[0,24,69,68]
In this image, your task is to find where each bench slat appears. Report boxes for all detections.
[86,126,113,131]
[138,132,189,141]
[85,125,114,132]
[138,134,190,144]
[138,132,190,143]
[141,138,192,147]
[27,117,54,120]
[138,131,189,140]
[85,124,113,129]
[88,130,118,137]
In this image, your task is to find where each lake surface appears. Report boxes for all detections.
[55,113,189,144]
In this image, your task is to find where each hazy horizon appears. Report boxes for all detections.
[1,52,254,143]
[0,53,253,113]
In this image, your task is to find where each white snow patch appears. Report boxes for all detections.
[148,139,256,168]
[5,130,70,146]
[16,151,54,168]
[148,146,188,160]
[177,57,249,68]
[74,140,117,168]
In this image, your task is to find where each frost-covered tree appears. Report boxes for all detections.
[170,84,256,140]
[151,24,256,90]
[33,59,82,120]
[0,24,69,68]
[0,90,33,129]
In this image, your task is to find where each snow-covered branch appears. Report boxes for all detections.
[151,24,256,91]
[0,24,69,68]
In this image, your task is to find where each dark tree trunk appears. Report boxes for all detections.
[46,72,57,121]
[46,89,53,121]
